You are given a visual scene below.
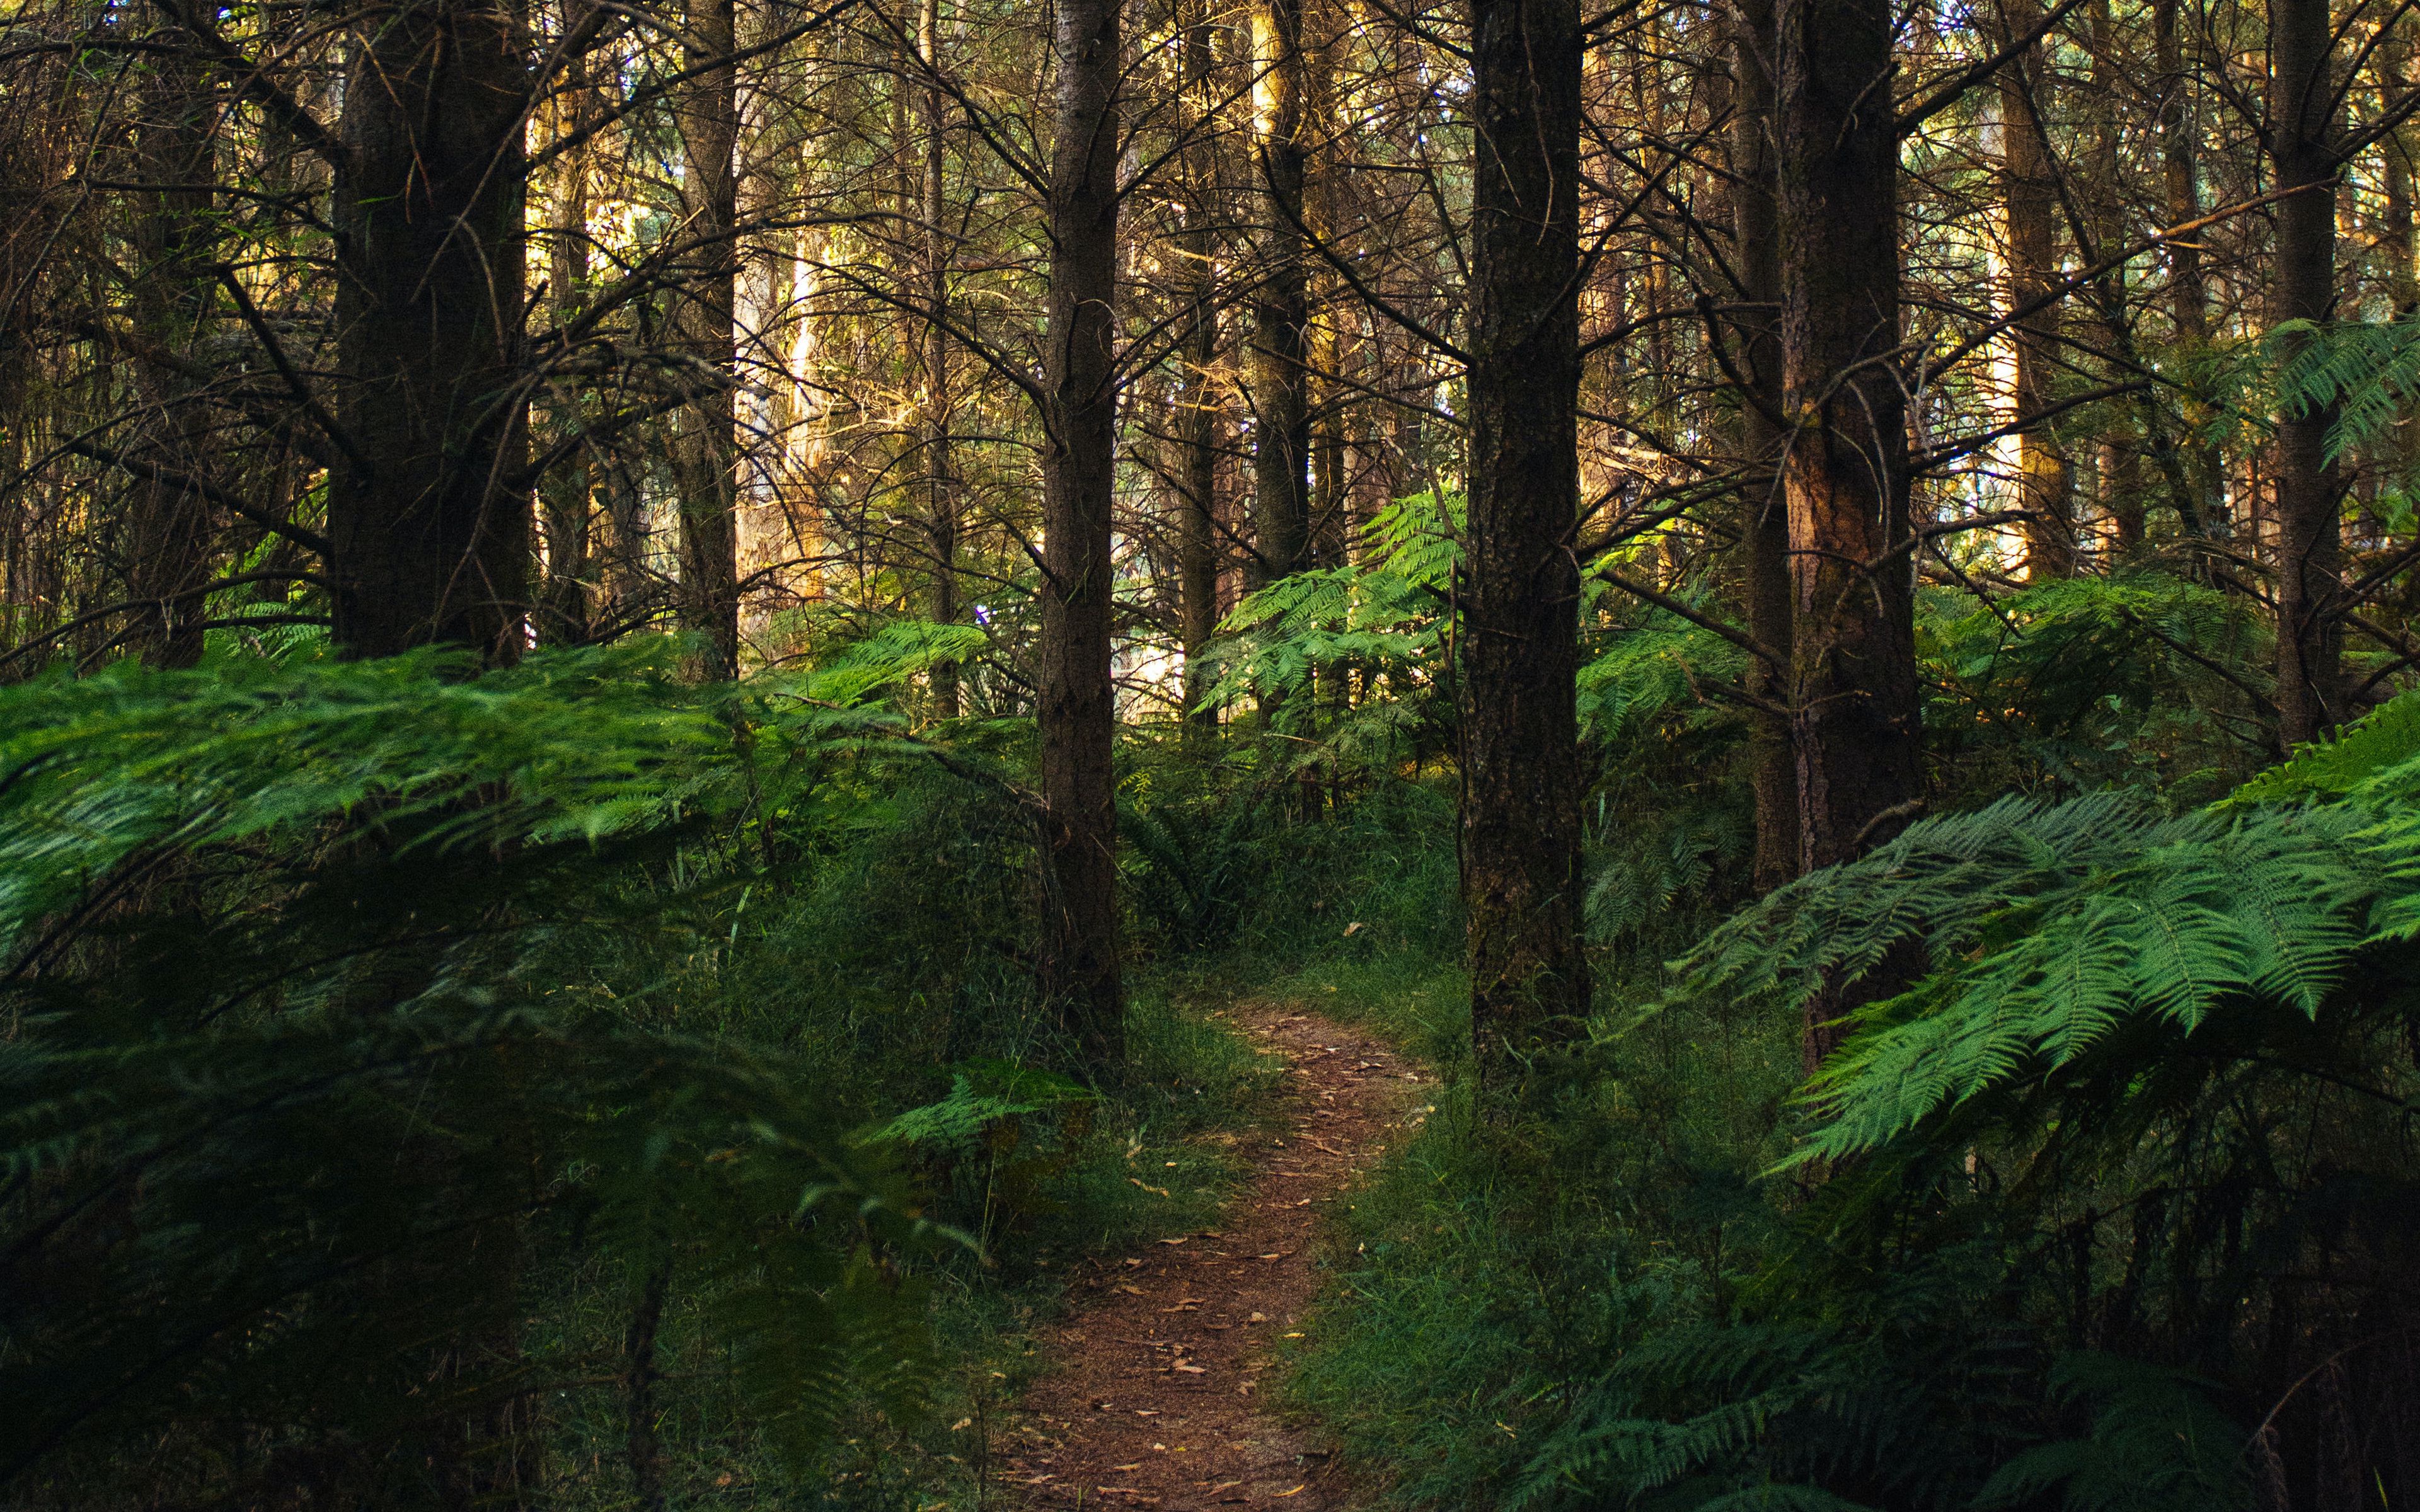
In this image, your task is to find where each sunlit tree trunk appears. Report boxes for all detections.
[1778,0,1921,1067]
[1462,0,1589,1072]
[673,0,742,679]
[920,0,960,715]
[2000,0,2071,578]
[1248,0,1309,586]
[1177,6,1223,737]
[1039,0,1125,1065]
[539,27,594,648]
[331,0,531,661]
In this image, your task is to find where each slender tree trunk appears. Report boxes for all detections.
[1732,0,1798,893]
[1462,0,1589,1072]
[1039,0,1125,1065]
[674,0,742,679]
[331,0,531,662]
[919,0,960,715]
[539,34,594,648]
[2153,0,2219,540]
[623,1263,669,1512]
[2000,0,2071,577]
[125,26,218,668]
[1247,0,1309,586]
[2087,0,2151,551]
[2377,26,2419,484]
[1778,0,1922,1068]
[2269,0,2345,747]
[1177,8,1223,737]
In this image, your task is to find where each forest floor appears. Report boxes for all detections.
[998,1002,1427,1510]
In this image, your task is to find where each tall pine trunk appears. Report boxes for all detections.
[1462,0,1589,1071]
[1732,0,1798,893]
[2153,0,2220,539]
[539,31,594,648]
[921,0,960,716]
[674,0,742,680]
[1247,0,1309,586]
[1039,0,1125,1065]
[2269,0,2344,748]
[1177,8,1223,737]
[331,0,531,661]
[1777,0,1921,1068]
[2000,0,2071,577]
[125,26,219,668]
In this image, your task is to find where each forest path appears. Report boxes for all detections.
[998,1004,1428,1510]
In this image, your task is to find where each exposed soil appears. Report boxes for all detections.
[998,1004,1427,1510]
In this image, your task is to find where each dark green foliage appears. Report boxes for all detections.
[1294,692,2420,1511]
[0,641,979,1506]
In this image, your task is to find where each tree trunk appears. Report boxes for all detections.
[921,0,960,716]
[623,1262,669,1512]
[1178,8,1223,738]
[539,34,593,648]
[331,0,531,662]
[673,0,742,680]
[125,25,219,669]
[1777,0,1922,1068]
[1732,0,1799,894]
[1461,0,1589,1072]
[2269,0,2345,748]
[1039,0,1125,1065]
[1247,0,1310,586]
[2153,0,2220,539]
[2000,0,2071,578]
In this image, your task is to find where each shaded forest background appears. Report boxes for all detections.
[4,0,2420,1502]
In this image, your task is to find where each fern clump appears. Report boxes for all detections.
[0,643,981,1506]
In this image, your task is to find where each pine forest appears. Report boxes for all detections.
[4,0,2420,1502]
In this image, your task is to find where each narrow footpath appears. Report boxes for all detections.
[999,1005,1427,1509]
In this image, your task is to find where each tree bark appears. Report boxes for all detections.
[125,22,219,668]
[921,0,960,716]
[1247,0,1310,586]
[539,30,594,648]
[2000,0,2072,578]
[1777,0,1922,1067]
[330,0,531,662]
[1039,0,1125,1065]
[1178,8,1223,737]
[1732,0,1799,894]
[2151,0,2221,544]
[2269,0,2345,748]
[673,0,742,680]
[1461,0,1589,1071]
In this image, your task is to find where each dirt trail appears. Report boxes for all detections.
[998,1004,1426,1509]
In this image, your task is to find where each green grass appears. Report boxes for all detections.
[1272,962,1804,1509]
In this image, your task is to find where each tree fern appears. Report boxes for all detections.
[0,642,982,1501]
[2268,316,2420,466]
